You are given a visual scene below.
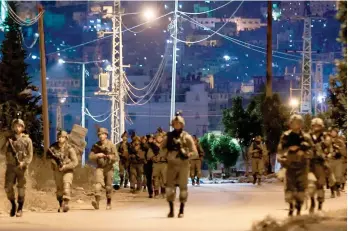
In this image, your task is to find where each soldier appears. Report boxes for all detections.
[327,127,346,197]
[117,131,130,188]
[129,136,146,193]
[340,135,347,191]
[3,119,33,217]
[47,130,78,213]
[161,111,198,218]
[140,136,149,192]
[156,127,166,137]
[277,114,313,216]
[308,118,333,213]
[248,135,268,185]
[148,133,167,198]
[190,135,204,186]
[89,128,118,210]
[144,134,155,198]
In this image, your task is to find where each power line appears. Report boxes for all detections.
[46,11,174,56]
[178,0,236,15]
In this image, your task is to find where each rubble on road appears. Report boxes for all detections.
[251,209,347,231]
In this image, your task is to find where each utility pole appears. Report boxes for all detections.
[38,4,50,156]
[266,0,273,98]
[169,0,179,130]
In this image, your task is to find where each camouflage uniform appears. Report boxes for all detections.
[248,137,267,185]
[162,112,198,218]
[277,115,313,216]
[89,128,118,210]
[308,118,333,213]
[148,135,167,198]
[47,131,78,213]
[140,136,149,192]
[116,131,130,188]
[129,136,146,193]
[190,136,204,186]
[3,119,33,217]
[327,128,346,197]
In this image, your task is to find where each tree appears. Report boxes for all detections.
[261,94,289,173]
[0,2,43,154]
[211,135,241,169]
[328,1,347,134]
[199,133,218,179]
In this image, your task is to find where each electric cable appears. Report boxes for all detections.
[178,0,236,15]
[46,11,174,56]
[171,1,244,44]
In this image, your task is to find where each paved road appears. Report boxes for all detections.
[0,183,346,231]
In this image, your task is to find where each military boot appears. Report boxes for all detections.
[106,198,112,210]
[124,179,129,188]
[288,202,294,217]
[9,200,16,217]
[178,203,185,218]
[257,177,261,185]
[336,184,341,197]
[92,196,100,210]
[326,178,330,189]
[62,199,70,213]
[252,175,257,185]
[318,201,323,211]
[295,202,302,216]
[309,197,315,214]
[143,186,147,192]
[161,187,166,199]
[330,187,336,198]
[154,190,159,199]
[191,178,195,186]
[57,197,63,213]
[120,176,124,188]
[341,183,345,191]
[196,178,200,186]
[16,199,24,217]
[130,188,136,194]
[167,201,174,218]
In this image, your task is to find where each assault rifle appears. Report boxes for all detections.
[8,139,20,166]
[173,137,189,160]
[47,148,63,168]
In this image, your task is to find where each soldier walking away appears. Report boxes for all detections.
[47,131,78,213]
[162,111,198,218]
[89,128,118,210]
[248,135,267,185]
[117,131,130,188]
[129,136,146,193]
[140,136,149,192]
[327,127,346,197]
[277,114,313,217]
[190,135,204,186]
[308,118,333,214]
[144,134,155,198]
[148,133,168,198]
[2,119,33,217]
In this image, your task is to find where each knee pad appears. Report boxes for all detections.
[105,186,113,194]
[295,192,305,203]
[17,188,25,198]
[285,191,294,203]
[94,183,102,191]
[166,187,175,201]
[179,189,188,203]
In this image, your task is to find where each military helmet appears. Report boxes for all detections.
[121,131,128,138]
[171,111,185,127]
[328,127,339,133]
[311,118,324,127]
[12,119,25,129]
[132,136,141,145]
[289,114,303,124]
[146,134,154,139]
[97,127,108,136]
[57,130,68,138]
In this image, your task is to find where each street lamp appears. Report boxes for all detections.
[142,8,156,21]
[289,98,299,114]
[58,59,106,166]
[57,91,68,140]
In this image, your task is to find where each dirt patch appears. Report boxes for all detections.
[251,209,347,231]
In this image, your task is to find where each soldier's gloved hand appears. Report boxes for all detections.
[59,165,66,172]
[97,153,106,158]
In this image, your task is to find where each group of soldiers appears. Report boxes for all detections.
[277,114,346,217]
[1,113,346,219]
[1,112,203,218]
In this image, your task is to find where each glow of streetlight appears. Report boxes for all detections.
[289,98,299,107]
[58,58,65,64]
[143,8,156,21]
